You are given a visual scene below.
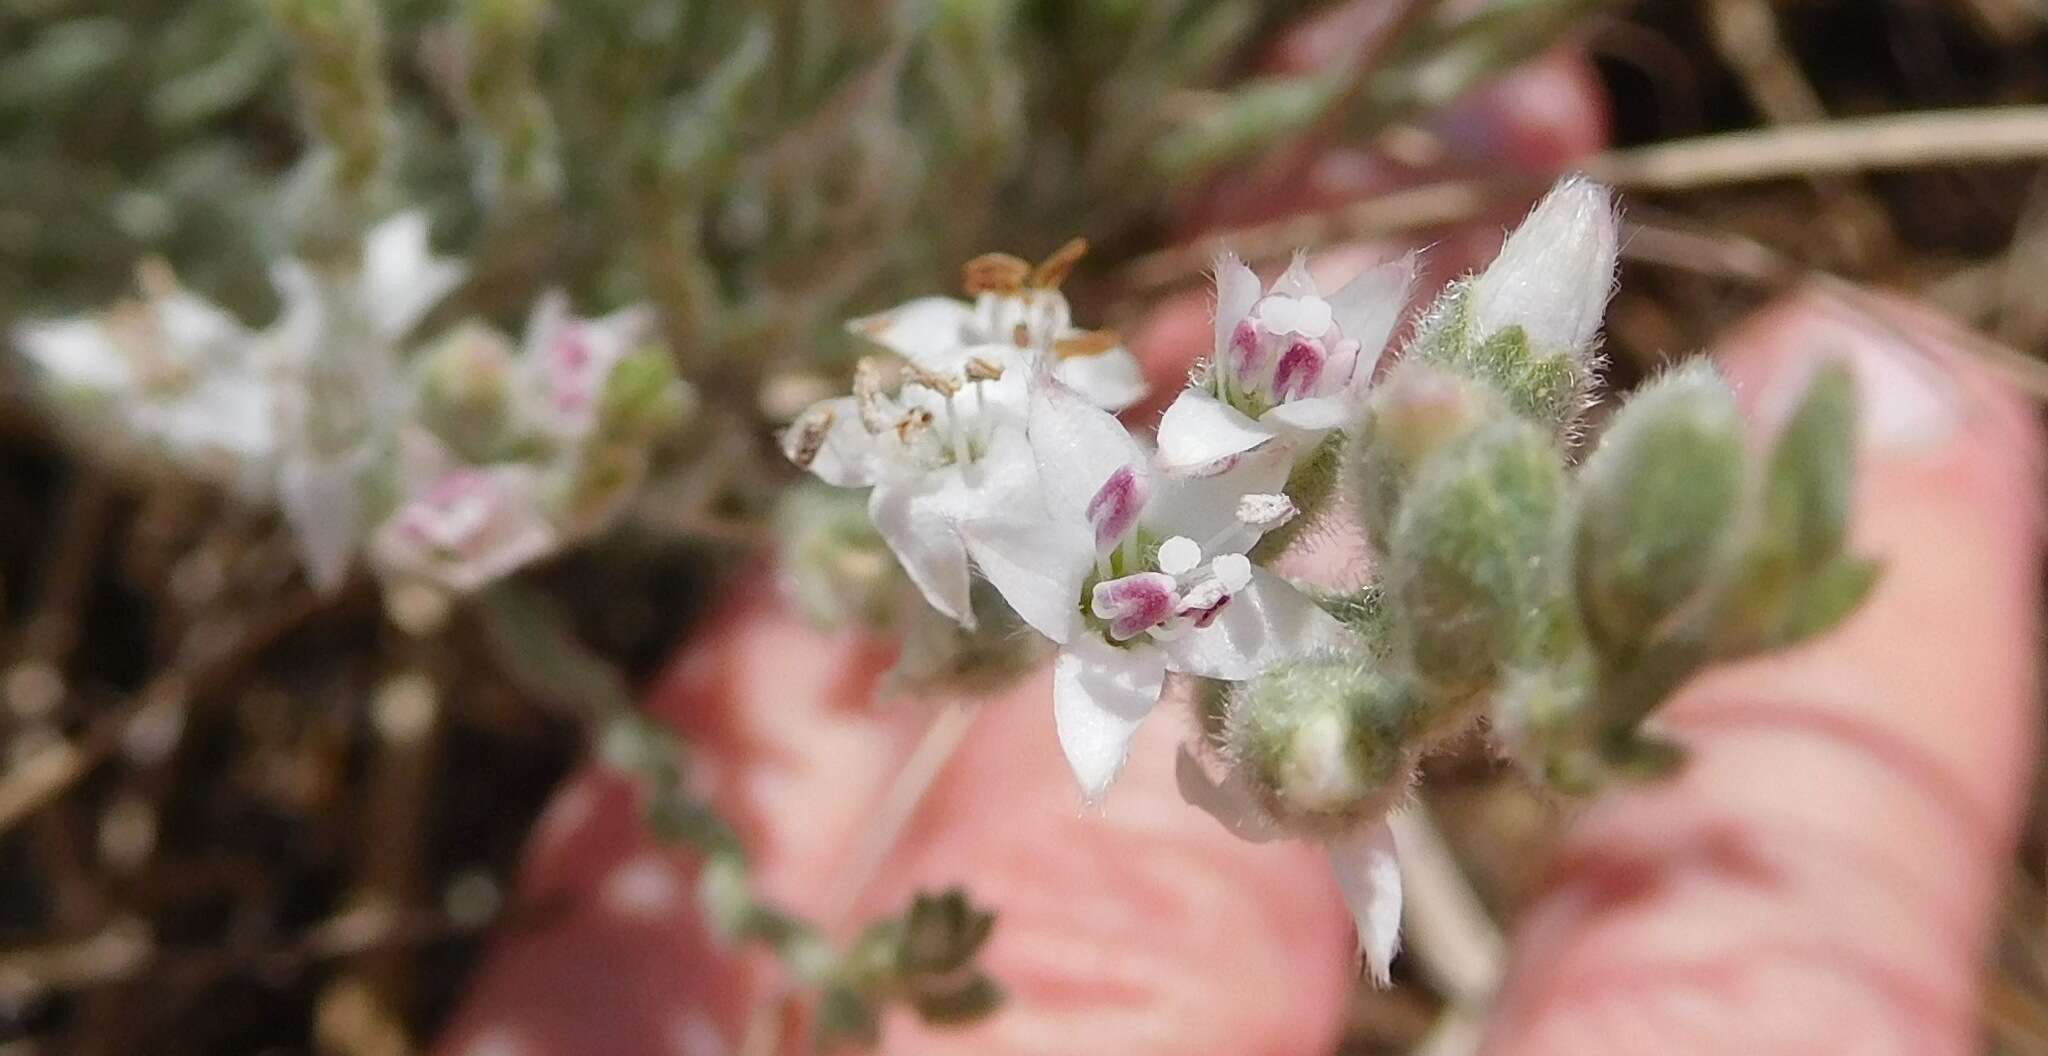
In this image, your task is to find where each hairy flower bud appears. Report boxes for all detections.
[1468,176,1619,365]
[775,483,908,630]
[1346,360,1499,553]
[1573,361,1746,661]
[1710,362,1879,655]
[1221,654,1417,837]
[1385,417,1570,731]
[415,322,517,460]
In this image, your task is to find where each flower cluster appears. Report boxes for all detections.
[12,212,690,597]
[785,177,1873,986]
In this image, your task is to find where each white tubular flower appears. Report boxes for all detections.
[269,211,467,593]
[848,240,1147,413]
[1175,750,1404,985]
[779,346,1039,629]
[12,264,274,496]
[370,431,558,594]
[961,380,1347,802]
[1156,251,1414,476]
[1467,176,1618,362]
[518,290,657,441]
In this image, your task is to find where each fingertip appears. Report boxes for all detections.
[1483,292,2042,1055]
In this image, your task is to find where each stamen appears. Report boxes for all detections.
[1271,338,1327,401]
[1156,536,1201,576]
[904,364,961,397]
[1030,237,1089,289]
[1084,465,1148,551]
[1210,553,1253,593]
[963,356,1005,382]
[1090,572,1179,641]
[1229,320,1265,394]
[1236,493,1299,533]
[782,406,835,468]
[962,253,1030,296]
[895,407,934,445]
[1052,329,1121,360]
[853,357,891,432]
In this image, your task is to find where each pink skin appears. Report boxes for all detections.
[439,8,2038,1056]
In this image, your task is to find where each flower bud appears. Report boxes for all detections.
[1345,360,1499,553]
[1573,361,1746,661]
[595,347,693,444]
[775,482,908,630]
[884,580,1047,699]
[1385,417,1569,721]
[414,321,517,460]
[1221,653,1417,837]
[1710,362,1879,655]
[1468,176,1618,366]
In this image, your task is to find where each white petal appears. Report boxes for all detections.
[847,296,975,370]
[360,211,466,342]
[1328,819,1403,986]
[1214,253,1263,362]
[1175,747,1281,843]
[157,289,252,361]
[961,515,1090,644]
[1026,376,1149,526]
[1144,445,1293,551]
[1155,390,1275,474]
[1053,636,1167,802]
[1261,395,1350,433]
[13,318,133,392]
[1156,535,1201,576]
[1273,252,1320,298]
[1469,177,1618,359]
[1324,254,1416,377]
[1157,566,1349,680]
[279,452,367,594]
[1053,345,1148,412]
[868,476,975,629]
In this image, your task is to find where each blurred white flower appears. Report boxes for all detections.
[517,290,657,441]
[963,380,1345,801]
[1156,251,1413,475]
[12,263,274,495]
[268,210,467,592]
[370,431,557,594]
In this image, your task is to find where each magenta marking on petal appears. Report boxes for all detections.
[1272,338,1327,401]
[1085,464,1148,549]
[1091,572,1179,640]
[1186,594,1232,628]
[1329,338,1364,386]
[1230,319,1266,388]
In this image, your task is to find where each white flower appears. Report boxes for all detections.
[1156,251,1414,475]
[848,241,1147,413]
[370,431,558,594]
[1175,749,1404,984]
[780,347,1039,629]
[268,210,467,593]
[517,290,657,441]
[1467,176,1618,362]
[12,263,275,496]
[962,380,1347,801]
